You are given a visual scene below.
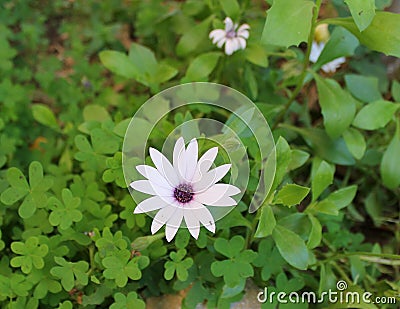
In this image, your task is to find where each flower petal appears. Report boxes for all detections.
[183,210,200,239]
[238,23,250,33]
[183,138,198,182]
[173,137,185,170]
[134,196,171,214]
[130,180,172,197]
[237,37,247,50]
[193,164,231,192]
[151,205,176,234]
[136,165,173,190]
[189,201,216,233]
[309,41,323,63]
[150,147,179,187]
[224,17,234,32]
[225,39,235,55]
[195,183,239,206]
[165,207,184,242]
[209,29,226,43]
[173,137,188,182]
[216,37,226,48]
[192,147,218,183]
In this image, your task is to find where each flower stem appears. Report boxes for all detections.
[271,0,322,130]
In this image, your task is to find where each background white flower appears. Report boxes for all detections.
[209,17,250,55]
[130,137,241,242]
[309,41,346,73]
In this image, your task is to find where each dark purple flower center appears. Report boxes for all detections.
[174,184,194,204]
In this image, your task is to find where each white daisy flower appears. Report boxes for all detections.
[130,137,241,242]
[209,17,250,56]
[309,41,346,73]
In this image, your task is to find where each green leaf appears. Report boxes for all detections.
[314,27,358,70]
[99,50,138,79]
[272,224,309,270]
[219,0,240,19]
[314,75,357,139]
[288,149,310,171]
[184,52,221,81]
[345,74,382,103]
[270,137,292,192]
[48,189,82,230]
[381,121,400,189]
[307,214,322,249]
[245,43,269,67]
[392,80,400,102]
[326,12,400,57]
[110,292,145,309]
[32,104,59,130]
[342,127,366,159]
[255,205,276,238]
[176,17,212,56]
[353,100,399,130]
[164,249,193,281]
[10,237,48,274]
[50,257,89,291]
[310,185,357,215]
[311,159,335,201]
[273,184,310,207]
[83,105,111,123]
[261,0,315,48]
[345,0,375,31]
[155,63,178,84]
[128,43,158,77]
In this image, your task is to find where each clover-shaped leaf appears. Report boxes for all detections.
[102,250,150,287]
[119,195,146,229]
[50,257,89,291]
[74,134,107,172]
[0,161,53,218]
[102,152,126,188]
[164,249,194,281]
[211,235,257,287]
[30,268,62,299]
[94,227,128,257]
[48,189,82,230]
[10,236,48,274]
[0,274,33,298]
[253,238,285,281]
[110,292,145,309]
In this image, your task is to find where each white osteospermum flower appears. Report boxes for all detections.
[209,17,250,55]
[309,41,346,73]
[130,137,241,242]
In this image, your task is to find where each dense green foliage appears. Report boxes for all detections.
[0,0,399,308]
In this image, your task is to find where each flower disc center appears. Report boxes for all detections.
[174,184,194,204]
[226,30,236,38]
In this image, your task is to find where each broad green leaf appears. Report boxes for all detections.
[314,27,358,70]
[261,0,315,48]
[245,43,269,67]
[381,120,400,189]
[352,100,399,130]
[392,80,400,102]
[270,137,291,192]
[176,17,212,56]
[343,127,366,159]
[155,63,178,84]
[219,0,240,19]
[255,205,276,238]
[288,149,310,171]
[284,126,355,165]
[325,185,357,209]
[99,50,138,79]
[128,43,158,77]
[273,184,310,207]
[32,104,59,130]
[184,52,221,81]
[311,159,335,201]
[244,65,258,100]
[307,214,322,249]
[326,12,400,57]
[314,75,357,139]
[345,74,382,103]
[272,224,309,270]
[83,105,110,122]
[345,0,375,31]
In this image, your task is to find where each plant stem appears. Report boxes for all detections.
[271,0,322,130]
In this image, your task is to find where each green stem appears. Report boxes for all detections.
[271,0,322,130]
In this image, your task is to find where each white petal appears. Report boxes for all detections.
[192,147,218,183]
[224,17,234,32]
[189,202,215,233]
[173,138,188,183]
[134,196,171,214]
[238,23,250,33]
[193,164,231,192]
[130,180,172,197]
[165,208,184,242]
[195,183,240,206]
[309,41,323,63]
[151,205,176,234]
[183,210,200,239]
[136,165,173,190]
[216,37,226,48]
[237,37,247,49]
[183,138,198,182]
[149,148,179,187]
[173,137,185,170]
[209,29,226,43]
[225,39,235,55]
